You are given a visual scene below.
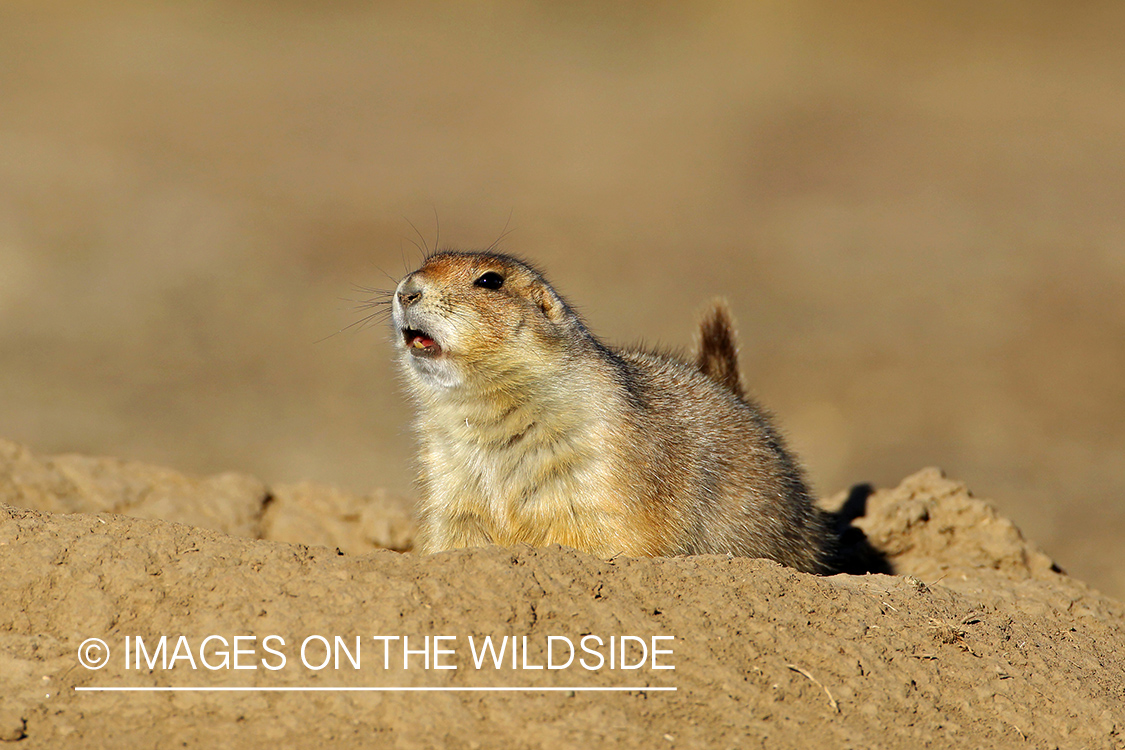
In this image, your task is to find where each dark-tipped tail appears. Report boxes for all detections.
[694,299,744,399]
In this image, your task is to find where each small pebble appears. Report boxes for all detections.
[0,709,27,742]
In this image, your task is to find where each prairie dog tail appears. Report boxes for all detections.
[694,299,744,398]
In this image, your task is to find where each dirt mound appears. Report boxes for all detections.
[1,441,1122,749]
[0,438,414,554]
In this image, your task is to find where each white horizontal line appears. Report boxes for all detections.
[75,686,676,692]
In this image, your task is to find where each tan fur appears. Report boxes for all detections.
[391,251,834,574]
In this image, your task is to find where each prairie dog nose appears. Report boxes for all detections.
[397,278,423,308]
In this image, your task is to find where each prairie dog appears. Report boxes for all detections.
[391,251,834,574]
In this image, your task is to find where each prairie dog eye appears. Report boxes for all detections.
[474,271,505,290]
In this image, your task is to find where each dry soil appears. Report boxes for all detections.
[1,440,1122,749]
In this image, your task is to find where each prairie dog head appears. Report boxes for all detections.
[392,251,579,392]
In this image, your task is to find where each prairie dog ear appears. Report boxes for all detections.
[694,299,744,398]
[528,282,568,324]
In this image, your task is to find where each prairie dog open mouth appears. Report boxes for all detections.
[403,327,442,357]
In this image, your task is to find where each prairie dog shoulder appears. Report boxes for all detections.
[390,251,834,573]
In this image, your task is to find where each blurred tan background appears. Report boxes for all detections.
[1,1,1122,596]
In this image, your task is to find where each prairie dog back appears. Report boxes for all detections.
[390,251,834,573]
